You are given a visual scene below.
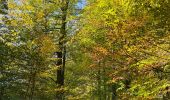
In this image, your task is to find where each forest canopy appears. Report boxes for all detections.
[0,0,170,100]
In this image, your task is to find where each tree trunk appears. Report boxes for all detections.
[111,84,117,100]
[97,61,102,100]
[0,1,8,99]
[29,72,36,100]
[56,0,69,100]
[103,66,107,100]
[97,69,102,100]
[0,86,4,100]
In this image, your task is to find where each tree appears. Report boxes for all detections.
[73,0,170,99]
[55,0,69,99]
[1,0,170,99]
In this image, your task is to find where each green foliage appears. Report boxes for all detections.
[1,0,170,99]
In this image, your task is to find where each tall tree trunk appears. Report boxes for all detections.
[111,84,117,100]
[25,67,37,100]
[56,0,69,100]
[103,64,107,100]
[0,1,8,99]
[29,72,36,100]
[97,61,102,100]
[97,69,102,100]
[0,86,4,100]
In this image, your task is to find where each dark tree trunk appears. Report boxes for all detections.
[97,62,102,100]
[103,65,107,100]
[29,72,36,100]
[0,1,8,99]
[111,84,117,100]
[0,86,4,100]
[56,0,69,100]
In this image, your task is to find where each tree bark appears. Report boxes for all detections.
[56,0,69,100]
[97,61,102,100]
[111,84,117,100]
[0,0,8,99]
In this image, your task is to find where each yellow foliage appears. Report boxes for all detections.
[35,35,56,57]
[36,10,44,19]
[94,46,109,55]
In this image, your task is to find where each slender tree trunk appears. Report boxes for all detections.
[97,69,101,100]
[0,85,4,100]
[25,75,31,99]
[103,65,107,100]
[97,61,102,100]
[56,0,69,100]
[29,72,36,100]
[111,84,117,100]
[0,1,8,99]
[25,65,37,100]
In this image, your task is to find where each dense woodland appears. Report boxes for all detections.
[0,0,170,100]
